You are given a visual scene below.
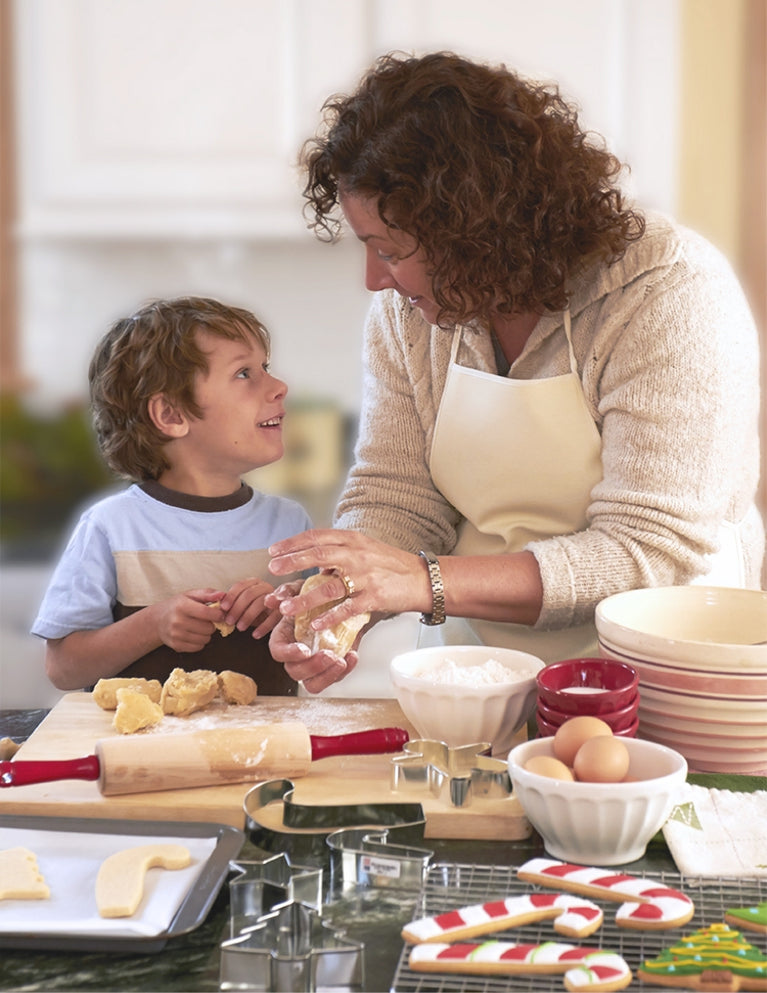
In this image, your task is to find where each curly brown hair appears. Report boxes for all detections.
[301,51,645,323]
[89,296,270,482]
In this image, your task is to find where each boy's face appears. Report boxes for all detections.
[176,329,287,485]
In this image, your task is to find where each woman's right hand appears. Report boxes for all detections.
[266,588,361,693]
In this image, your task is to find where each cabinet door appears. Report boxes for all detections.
[14,0,369,237]
[14,0,678,238]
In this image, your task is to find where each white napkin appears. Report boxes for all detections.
[662,782,767,878]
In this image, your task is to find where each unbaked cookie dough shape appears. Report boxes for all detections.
[95,843,191,918]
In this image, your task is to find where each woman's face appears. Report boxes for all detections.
[340,192,440,325]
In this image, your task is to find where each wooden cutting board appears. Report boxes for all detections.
[0,693,530,840]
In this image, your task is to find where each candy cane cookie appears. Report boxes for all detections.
[402,892,604,943]
[518,857,695,930]
[408,940,632,992]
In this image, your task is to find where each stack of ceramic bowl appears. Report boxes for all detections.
[595,585,767,774]
[535,657,640,738]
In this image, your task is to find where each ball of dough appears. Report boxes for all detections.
[294,573,370,658]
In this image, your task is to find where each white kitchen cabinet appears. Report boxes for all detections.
[13,0,679,240]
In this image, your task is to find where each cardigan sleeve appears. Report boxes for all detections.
[530,233,762,628]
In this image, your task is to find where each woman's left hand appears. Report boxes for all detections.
[267,529,429,627]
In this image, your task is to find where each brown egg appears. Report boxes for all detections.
[553,715,613,766]
[573,735,631,783]
[524,755,575,781]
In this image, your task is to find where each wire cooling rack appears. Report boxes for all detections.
[391,862,766,992]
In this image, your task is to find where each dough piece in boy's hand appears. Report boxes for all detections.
[96,844,191,918]
[206,601,235,637]
[161,667,219,716]
[113,687,164,734]
[217,670,258,705]
[93,677,162,710]
[293,573,370,657]
[0,848,50,900]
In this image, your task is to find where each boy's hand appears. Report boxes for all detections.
[218,578,280,640]
[155,589,226,652]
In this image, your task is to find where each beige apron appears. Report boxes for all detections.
[427,312,748,662]
[429,312,603,662]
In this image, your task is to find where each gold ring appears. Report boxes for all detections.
[333,569,356,598]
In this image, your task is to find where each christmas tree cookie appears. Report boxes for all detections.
[638,922,767,991]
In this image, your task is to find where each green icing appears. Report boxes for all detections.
[641,924,767,979]
[727,903,767,926]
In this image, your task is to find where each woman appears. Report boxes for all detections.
[264,51,763,694]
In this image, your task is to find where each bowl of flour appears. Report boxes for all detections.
[390,645,545,755]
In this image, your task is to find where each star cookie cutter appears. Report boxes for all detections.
[227,852,323,938]
[390,738,512,807]
[219,899,364,992]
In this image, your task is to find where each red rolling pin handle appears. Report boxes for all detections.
[0,754,101,787]
[309,727,409,759]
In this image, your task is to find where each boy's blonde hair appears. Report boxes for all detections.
[89,296,270,482]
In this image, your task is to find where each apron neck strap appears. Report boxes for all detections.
[563,310,578,375]
[451,311,577,373]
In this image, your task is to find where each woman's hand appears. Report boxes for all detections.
[267,607,361,693]
[268,529,430,629]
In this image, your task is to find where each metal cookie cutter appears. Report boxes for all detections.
[326,825,433,895]
[243,778,426,865]
[391,739,512,807]
[227,853,323,938]
[219,900,364,993]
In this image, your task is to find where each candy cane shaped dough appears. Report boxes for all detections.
[408,940,632,992]
[96,843,191,918]
[518,857,695,930]
[402,892,603,943]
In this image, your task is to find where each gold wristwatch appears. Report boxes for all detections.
[418,550,446,625]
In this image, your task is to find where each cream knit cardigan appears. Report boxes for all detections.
[334,212,764,629]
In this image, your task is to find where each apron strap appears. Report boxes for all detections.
[450,325,463,364]
[563,310,578,376]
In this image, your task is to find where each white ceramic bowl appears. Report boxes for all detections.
[507,736,687,865]
[389,645,545,755]
[595,586,767,670]
[595,586,767,772]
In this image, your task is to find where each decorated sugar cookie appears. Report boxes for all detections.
[638,922,767,991]
[402,892,603,943]
[409,940,632,991]
[518,857,695,930]
[725,903,767,936]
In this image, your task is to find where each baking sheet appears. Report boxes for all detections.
[392,861,767,992]
[0,815,243,951]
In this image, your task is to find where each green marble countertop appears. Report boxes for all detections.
[1,710,764,993]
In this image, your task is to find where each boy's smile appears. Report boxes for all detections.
[158,330,287,496]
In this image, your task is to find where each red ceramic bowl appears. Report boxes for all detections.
[537,691,639,732]
[536,711,639,740]
[536,658,639,715]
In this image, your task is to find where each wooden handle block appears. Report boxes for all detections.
[96,722,312,795]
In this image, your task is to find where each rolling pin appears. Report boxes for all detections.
[0,723,408,796]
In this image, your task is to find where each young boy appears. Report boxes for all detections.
[32,296,312,695]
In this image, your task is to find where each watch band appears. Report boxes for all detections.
[418,550,446,626]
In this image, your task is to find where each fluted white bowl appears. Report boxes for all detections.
[507,736,687,865]
[390,645,544,755]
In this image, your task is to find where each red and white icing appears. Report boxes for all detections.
[408,940,631,990]
[403,893,603,942]
[518,858,694,928]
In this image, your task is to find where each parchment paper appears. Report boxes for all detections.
[0,826,218,937]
